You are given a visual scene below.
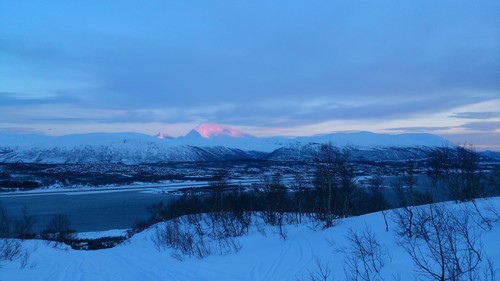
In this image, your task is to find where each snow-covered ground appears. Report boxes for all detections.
[0,181,210,197]
[2,198,499,281]
[74,229,129,240]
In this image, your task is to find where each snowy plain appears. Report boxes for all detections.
[2,197,499,281]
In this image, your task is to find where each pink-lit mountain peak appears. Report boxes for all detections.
[191,123,248,138]
[154,132,173,139]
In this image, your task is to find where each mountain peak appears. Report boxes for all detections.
[154,132,173,139]
[188,123,249,139]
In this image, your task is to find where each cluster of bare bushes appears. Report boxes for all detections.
[1,202,79,268]
[0,204,37,268]
[152,212,246,260]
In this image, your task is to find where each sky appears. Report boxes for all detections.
[1,1,499,149]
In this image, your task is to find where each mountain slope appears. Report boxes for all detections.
[265,143,438,161]
[0,132,262,164]
[0,125,461,164]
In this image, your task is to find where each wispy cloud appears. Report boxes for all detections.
[0,92,76,106]
[450,112,500,120]
[440,132,500,150]
[385,126,455,132]
[0,127,38,133]
[458,121,500,132]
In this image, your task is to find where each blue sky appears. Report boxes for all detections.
[1,1,499,149]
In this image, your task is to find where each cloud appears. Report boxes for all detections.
[195,94,492,128]
[440,132,500,150]
[450,112,500,120]
[458,121,500,132]
[0,92,76,106]
[4,92,487,132]
[385,126,454,132]
[0,127,37,133]
[2,1,499,111]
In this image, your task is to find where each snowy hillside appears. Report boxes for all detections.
[266,144,443,161]
[2,197,499,281]
[0,139,262,164]
[0,124,458,164]
[177,124,451,152]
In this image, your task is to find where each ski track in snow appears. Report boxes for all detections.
[252,236,314,280]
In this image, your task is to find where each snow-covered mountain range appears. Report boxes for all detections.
[0,123,494,164]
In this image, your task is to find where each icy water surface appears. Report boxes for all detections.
[1,190,171,232]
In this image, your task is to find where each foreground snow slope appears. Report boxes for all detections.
[2,197,499,281]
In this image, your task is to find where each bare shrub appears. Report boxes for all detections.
[295,258,334,281]
[14,206,37,240]
[152,213,242,260]
[0,202,29,266]
[0,238,22,261]
[398,204,485,281]
[468,199,500,231]
[391,178,416,238]
[42,214,75,242]
[259,173,288,240]
[0,202,10,238]
[444,145,483,202]
[19,248,32,269]
[0,239,34,270]
[482,256,496,281]
[314,144,357,228]
[341,227,387,281]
